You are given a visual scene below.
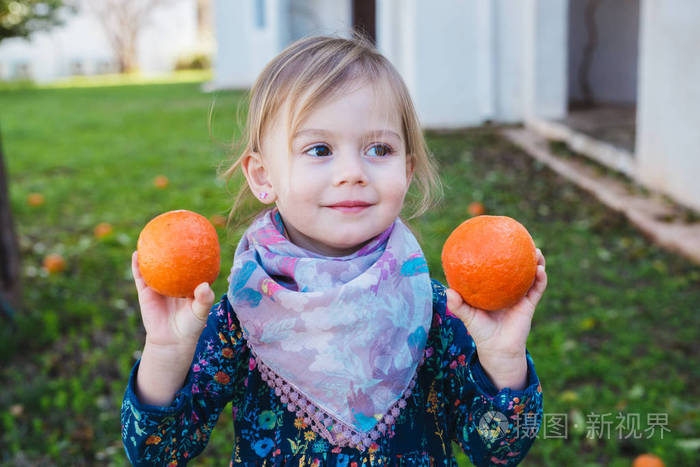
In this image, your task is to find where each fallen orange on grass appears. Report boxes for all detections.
[137,210,220,298]
[27,193,45,206]
[209,214,226,228]
[43,254,66,274]
[467,201,485,216]
[94,222,113,238]
[153,175,169,189]
[441,215,537,311]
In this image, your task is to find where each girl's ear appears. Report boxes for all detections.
[241,152,276,204]
[406,155,415,185]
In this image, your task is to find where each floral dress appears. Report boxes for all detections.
[121,280,543,466]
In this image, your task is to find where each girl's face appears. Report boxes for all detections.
[259,80,413,257]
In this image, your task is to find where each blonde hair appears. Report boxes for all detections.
[219,33,443,230]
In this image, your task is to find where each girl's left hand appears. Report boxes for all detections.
[445,248,547,389]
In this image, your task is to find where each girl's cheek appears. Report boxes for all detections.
[383,168,411,189]
[294,161,327,182]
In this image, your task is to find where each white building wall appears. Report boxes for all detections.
[377,0,568,128]
[212,0,277,89]
[0,0,199,82]
[413,0,484,128]
[522,0,568,120]
[211,0,352,90]
[378,0,492,127]
[138,2,201,72]
[287,0,352,42]
[493,0,526,122]
[377,0,418,98]
[636,0,700,211]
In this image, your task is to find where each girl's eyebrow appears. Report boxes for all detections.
[292,129,402,141]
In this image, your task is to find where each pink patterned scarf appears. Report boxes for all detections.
[227,208,432,450]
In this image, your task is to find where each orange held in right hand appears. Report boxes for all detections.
[441,215,537,311]
[132,209,220,347]
[137,210,220,298]
[132,250,215,347]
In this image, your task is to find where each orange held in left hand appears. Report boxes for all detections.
[441,215,547,389]
[442,215,538,311]
[444,246,546,356]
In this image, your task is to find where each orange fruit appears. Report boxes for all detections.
[210,214,226,228]
[43,254,66,274]
[137,210,220,298]
[27,193,45,206]
[441,215,537,311]
[153,175,169,189]
[467,201,485,216]
[632,454,665,467]
[94,222,113,238]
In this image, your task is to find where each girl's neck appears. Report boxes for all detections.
[278,213,373,257]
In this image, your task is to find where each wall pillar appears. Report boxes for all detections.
[522,0,568,120]
[636,0,700,211]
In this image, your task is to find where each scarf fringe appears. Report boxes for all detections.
[252,346,424,451]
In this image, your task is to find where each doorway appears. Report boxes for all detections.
[567,0,640,153]
[352,0,376,44]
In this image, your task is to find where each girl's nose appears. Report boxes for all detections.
[332,152,368,186]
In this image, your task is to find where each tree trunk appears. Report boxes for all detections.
[0,127,21,313]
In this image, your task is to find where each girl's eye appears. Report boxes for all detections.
[304,144,331,157]
[367,144,393,157]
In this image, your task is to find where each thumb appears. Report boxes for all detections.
[191,282,215,322]
[445,288,476,328]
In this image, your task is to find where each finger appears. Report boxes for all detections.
[444,288,461,315]
[536,248,545,268]
[191,282,215,322]
[526,265,547,304]
[131,251,147,290]
[445,288,476,328]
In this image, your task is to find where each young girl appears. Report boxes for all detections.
[121,35,547,466]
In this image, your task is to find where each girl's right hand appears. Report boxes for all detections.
[131,250,215,349]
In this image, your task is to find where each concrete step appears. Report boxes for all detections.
[502,127,700,265]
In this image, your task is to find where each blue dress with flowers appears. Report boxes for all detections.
[121,280,543,466]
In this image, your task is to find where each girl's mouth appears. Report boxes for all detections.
[326,201,373,213]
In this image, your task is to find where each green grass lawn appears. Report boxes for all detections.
[1,81,698,466]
